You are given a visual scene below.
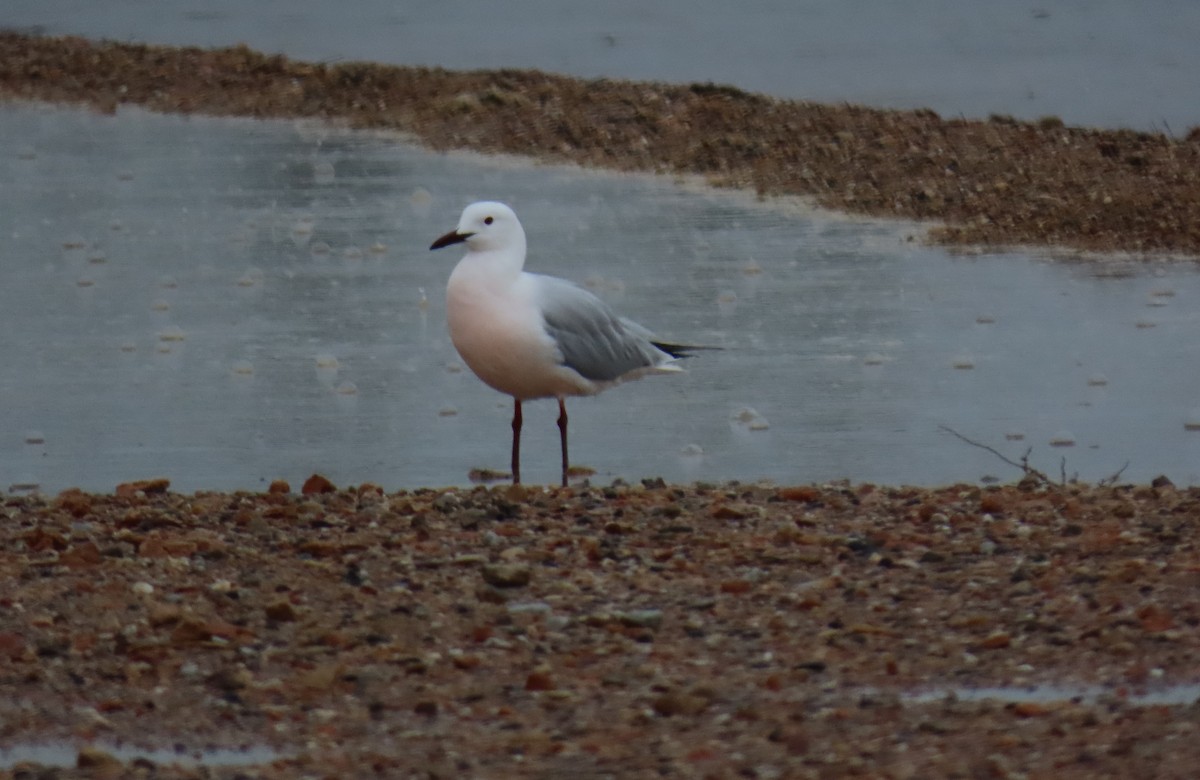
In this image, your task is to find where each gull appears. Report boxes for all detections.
[430,201,710,487]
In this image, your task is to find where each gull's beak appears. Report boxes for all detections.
[430,230,472,251]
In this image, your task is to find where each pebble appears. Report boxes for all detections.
[481,563,532,588]
[617,609,665,629]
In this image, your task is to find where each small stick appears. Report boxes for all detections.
[938,425,1051,484]
[1098,461,1130,487]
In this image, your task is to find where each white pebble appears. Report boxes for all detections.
[1049,431,1076,447]
[951,353,975,370]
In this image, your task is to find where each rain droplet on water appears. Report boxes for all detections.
[1184,411,1200,432]
[952,353,975,370]
[342,247,364,262]
[151,300,170,312]
[158,326,186,342]
[680,443,704,456]
[237,267,265,287]
[863,353,885,366]
[335,381,358,396]
[313,160,336,184]
[1086,373,1108,387]
[231,360,255,376]
[438,407,458,417]
[314,354,339,369]
[24,431,45,445]
[290,217,315,248]
[368,242,388,255]
[731,407,770,430]
[975,315,996,324]
[310,241,331,257]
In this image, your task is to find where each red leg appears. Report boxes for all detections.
[557,398,568,487]
[511,398,522,485]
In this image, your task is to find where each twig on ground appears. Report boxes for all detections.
[1098,461,1131,487]
[938,425,1051,485]
[941,425,1132,487]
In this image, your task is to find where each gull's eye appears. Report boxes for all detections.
[484,216,494,225]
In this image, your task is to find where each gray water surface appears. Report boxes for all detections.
[906,682,1200,707]
[2,103,1199,492]
[4,1,1200,131]
[0,742,279,770]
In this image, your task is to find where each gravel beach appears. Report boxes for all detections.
[3,31,1199,779]
[2,477,1200,778]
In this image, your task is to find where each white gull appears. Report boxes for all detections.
[430,201,710,486]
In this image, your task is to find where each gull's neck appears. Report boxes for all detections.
[453,238,528,288]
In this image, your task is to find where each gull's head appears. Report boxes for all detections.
[430,201,525,254]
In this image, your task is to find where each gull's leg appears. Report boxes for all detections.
[557,398,569,487]
[511,398,522,485]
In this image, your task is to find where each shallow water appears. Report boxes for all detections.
[4,0,1200,130]
[0,741,279,769]
[3,684,1197,769]
[906,682,1200,707]
[2,103,1199,492]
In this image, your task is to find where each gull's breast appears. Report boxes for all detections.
[446,270,595,400]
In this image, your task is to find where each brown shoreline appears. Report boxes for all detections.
[2,477,1199,778]
[3,31,1200,258]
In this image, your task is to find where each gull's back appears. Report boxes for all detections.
[532,274,681,387]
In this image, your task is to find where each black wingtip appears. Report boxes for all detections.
[651,341,723,359]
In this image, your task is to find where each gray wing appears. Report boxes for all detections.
[534,275,671,382]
